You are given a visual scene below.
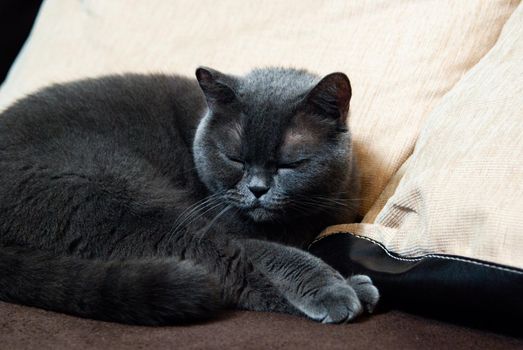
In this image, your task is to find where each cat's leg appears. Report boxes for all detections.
[239,239,379,323]
[163,233,302,316]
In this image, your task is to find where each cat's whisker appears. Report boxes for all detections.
[170,194,225,237]
[173,193,221,226]
[173,200,227,238]
[286,200,321,215]
[154,194,224,250]
[292,198,344,209]
[293,194,361,210]
[172,200,223,235]
[171,194,221,230]
[196,204,233,243]
[287,197,356,215]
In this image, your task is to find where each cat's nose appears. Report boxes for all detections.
[248,184,269,198]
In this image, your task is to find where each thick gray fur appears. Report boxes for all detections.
[0,67,378,325]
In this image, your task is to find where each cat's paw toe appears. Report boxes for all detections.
[347,275,380,313]
[311,283,363,324]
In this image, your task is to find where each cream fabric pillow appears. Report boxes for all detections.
[0,0,518,218]
[323,3,523,269]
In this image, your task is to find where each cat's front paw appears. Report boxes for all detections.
[347,275,379,313]
[314,282,362,323]
[299,275,379,324]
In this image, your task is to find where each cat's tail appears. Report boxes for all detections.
[0,246,222,325]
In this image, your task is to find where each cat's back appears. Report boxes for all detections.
[0,73,207,198]
[0,73,205,147]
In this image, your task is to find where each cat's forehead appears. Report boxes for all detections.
[238,68,317,106]
[241,68,317,88]
[234,69,317,129]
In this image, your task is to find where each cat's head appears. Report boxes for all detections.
[193,67,356,223]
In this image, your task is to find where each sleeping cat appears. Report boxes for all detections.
[0,67,378,325]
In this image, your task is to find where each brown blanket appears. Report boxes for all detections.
[1,302,521,349]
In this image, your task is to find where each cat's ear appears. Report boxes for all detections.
[302,72,351,123]
[196,67,236,105]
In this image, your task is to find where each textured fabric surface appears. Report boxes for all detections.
[0,0,518,217]
[1,302,522,350]
[323,3,523,269]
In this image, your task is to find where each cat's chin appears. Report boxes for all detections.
[246,207,278,223]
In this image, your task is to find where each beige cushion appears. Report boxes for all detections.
[323,3,523,269]
[0,0,517,218]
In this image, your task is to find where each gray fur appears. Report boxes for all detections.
[0,67,378,325]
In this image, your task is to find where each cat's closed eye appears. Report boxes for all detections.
[278,159,309,170]
[225,154,245,166]
[224,152,308,171]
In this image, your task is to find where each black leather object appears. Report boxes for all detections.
[309,232,523,336]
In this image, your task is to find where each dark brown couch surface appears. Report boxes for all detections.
[1,301,521,349]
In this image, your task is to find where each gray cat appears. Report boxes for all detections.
[0,67,378,325]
